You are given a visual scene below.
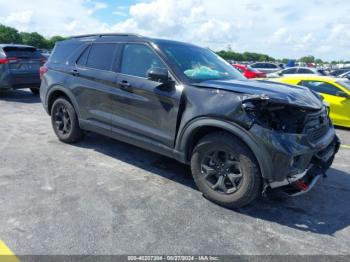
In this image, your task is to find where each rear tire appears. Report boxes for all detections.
[30,88,39,95]
[51,98,84,143]
[190,132,261,208]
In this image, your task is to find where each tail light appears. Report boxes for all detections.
[39,66,48,80]
[0,57,18,64]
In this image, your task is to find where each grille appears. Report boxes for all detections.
[303,109,329,143]
[309,124,329,142]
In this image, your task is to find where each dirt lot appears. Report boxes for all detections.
[0,90,350,255]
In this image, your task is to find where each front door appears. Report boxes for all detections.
[109,43,182,148]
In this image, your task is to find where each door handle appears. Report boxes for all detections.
[118,80,132,92]
[118,80,131,88]
[72,69,79,77]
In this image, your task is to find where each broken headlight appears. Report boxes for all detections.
[242,100,309,133]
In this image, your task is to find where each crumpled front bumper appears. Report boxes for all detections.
[267,137,340,195]
[249,122,340,184]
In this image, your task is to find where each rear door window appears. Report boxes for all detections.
[299,81,340,96]
[85,43,118,71]
[76,45,91,66]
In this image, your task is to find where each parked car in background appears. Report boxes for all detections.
[267,67,327,78]
[0,44,46,94]
[339,71,350,80]
[270,75,350,128]
[330,67,350,76]
[249,62,281,74]
[40,34,339,208]
[233,64,266,79]
[37,49,51,59]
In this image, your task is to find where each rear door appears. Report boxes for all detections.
[109,43,182,147]
[70,43,121,128]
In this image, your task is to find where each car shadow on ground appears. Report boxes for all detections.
[238,168,350,235]
[76,132,350,236]
[0,89,40,103]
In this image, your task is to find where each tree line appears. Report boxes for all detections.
[0,24,66,49]
[216,49,350,65]
[0,23,349,65]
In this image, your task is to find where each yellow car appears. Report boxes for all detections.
[269,75,350,128]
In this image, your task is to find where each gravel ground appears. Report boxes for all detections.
[0,90,350,255]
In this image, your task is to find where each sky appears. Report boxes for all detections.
[0,0,348,61]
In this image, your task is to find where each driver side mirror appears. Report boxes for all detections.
[336,91,350,99]
[147,67,169,83]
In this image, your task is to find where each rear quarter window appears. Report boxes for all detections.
[49,42,82,64]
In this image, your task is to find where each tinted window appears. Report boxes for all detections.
[282,68,297,74]
[76,45,91,66]
[86,43,117,71]
[121,44,166,78]
[298,68,313,74]
[299,81,340,96]
[3,46,43,59]
[251,63,263,68]
[50,42,81,64]
[267,63,278,69]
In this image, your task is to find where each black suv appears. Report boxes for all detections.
[0,44,45,94]
[40,34,340,208]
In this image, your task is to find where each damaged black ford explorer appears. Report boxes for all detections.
[40,34,340,208]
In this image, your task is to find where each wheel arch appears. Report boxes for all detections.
[176,118,271,180]
[46,86,80,118]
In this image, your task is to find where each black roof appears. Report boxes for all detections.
[65,33,198,48]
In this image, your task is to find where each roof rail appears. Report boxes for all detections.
[70,33,143,39]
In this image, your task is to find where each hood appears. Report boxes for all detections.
[193,79,323,110]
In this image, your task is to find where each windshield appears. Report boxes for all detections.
[157,42,245,83]
[337,80,350,91]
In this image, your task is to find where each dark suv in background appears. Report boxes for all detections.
[40,34,340,208]
[0,44,45,94]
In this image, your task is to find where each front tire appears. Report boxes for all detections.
[191,132,261,208]
[51,98,83,143]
